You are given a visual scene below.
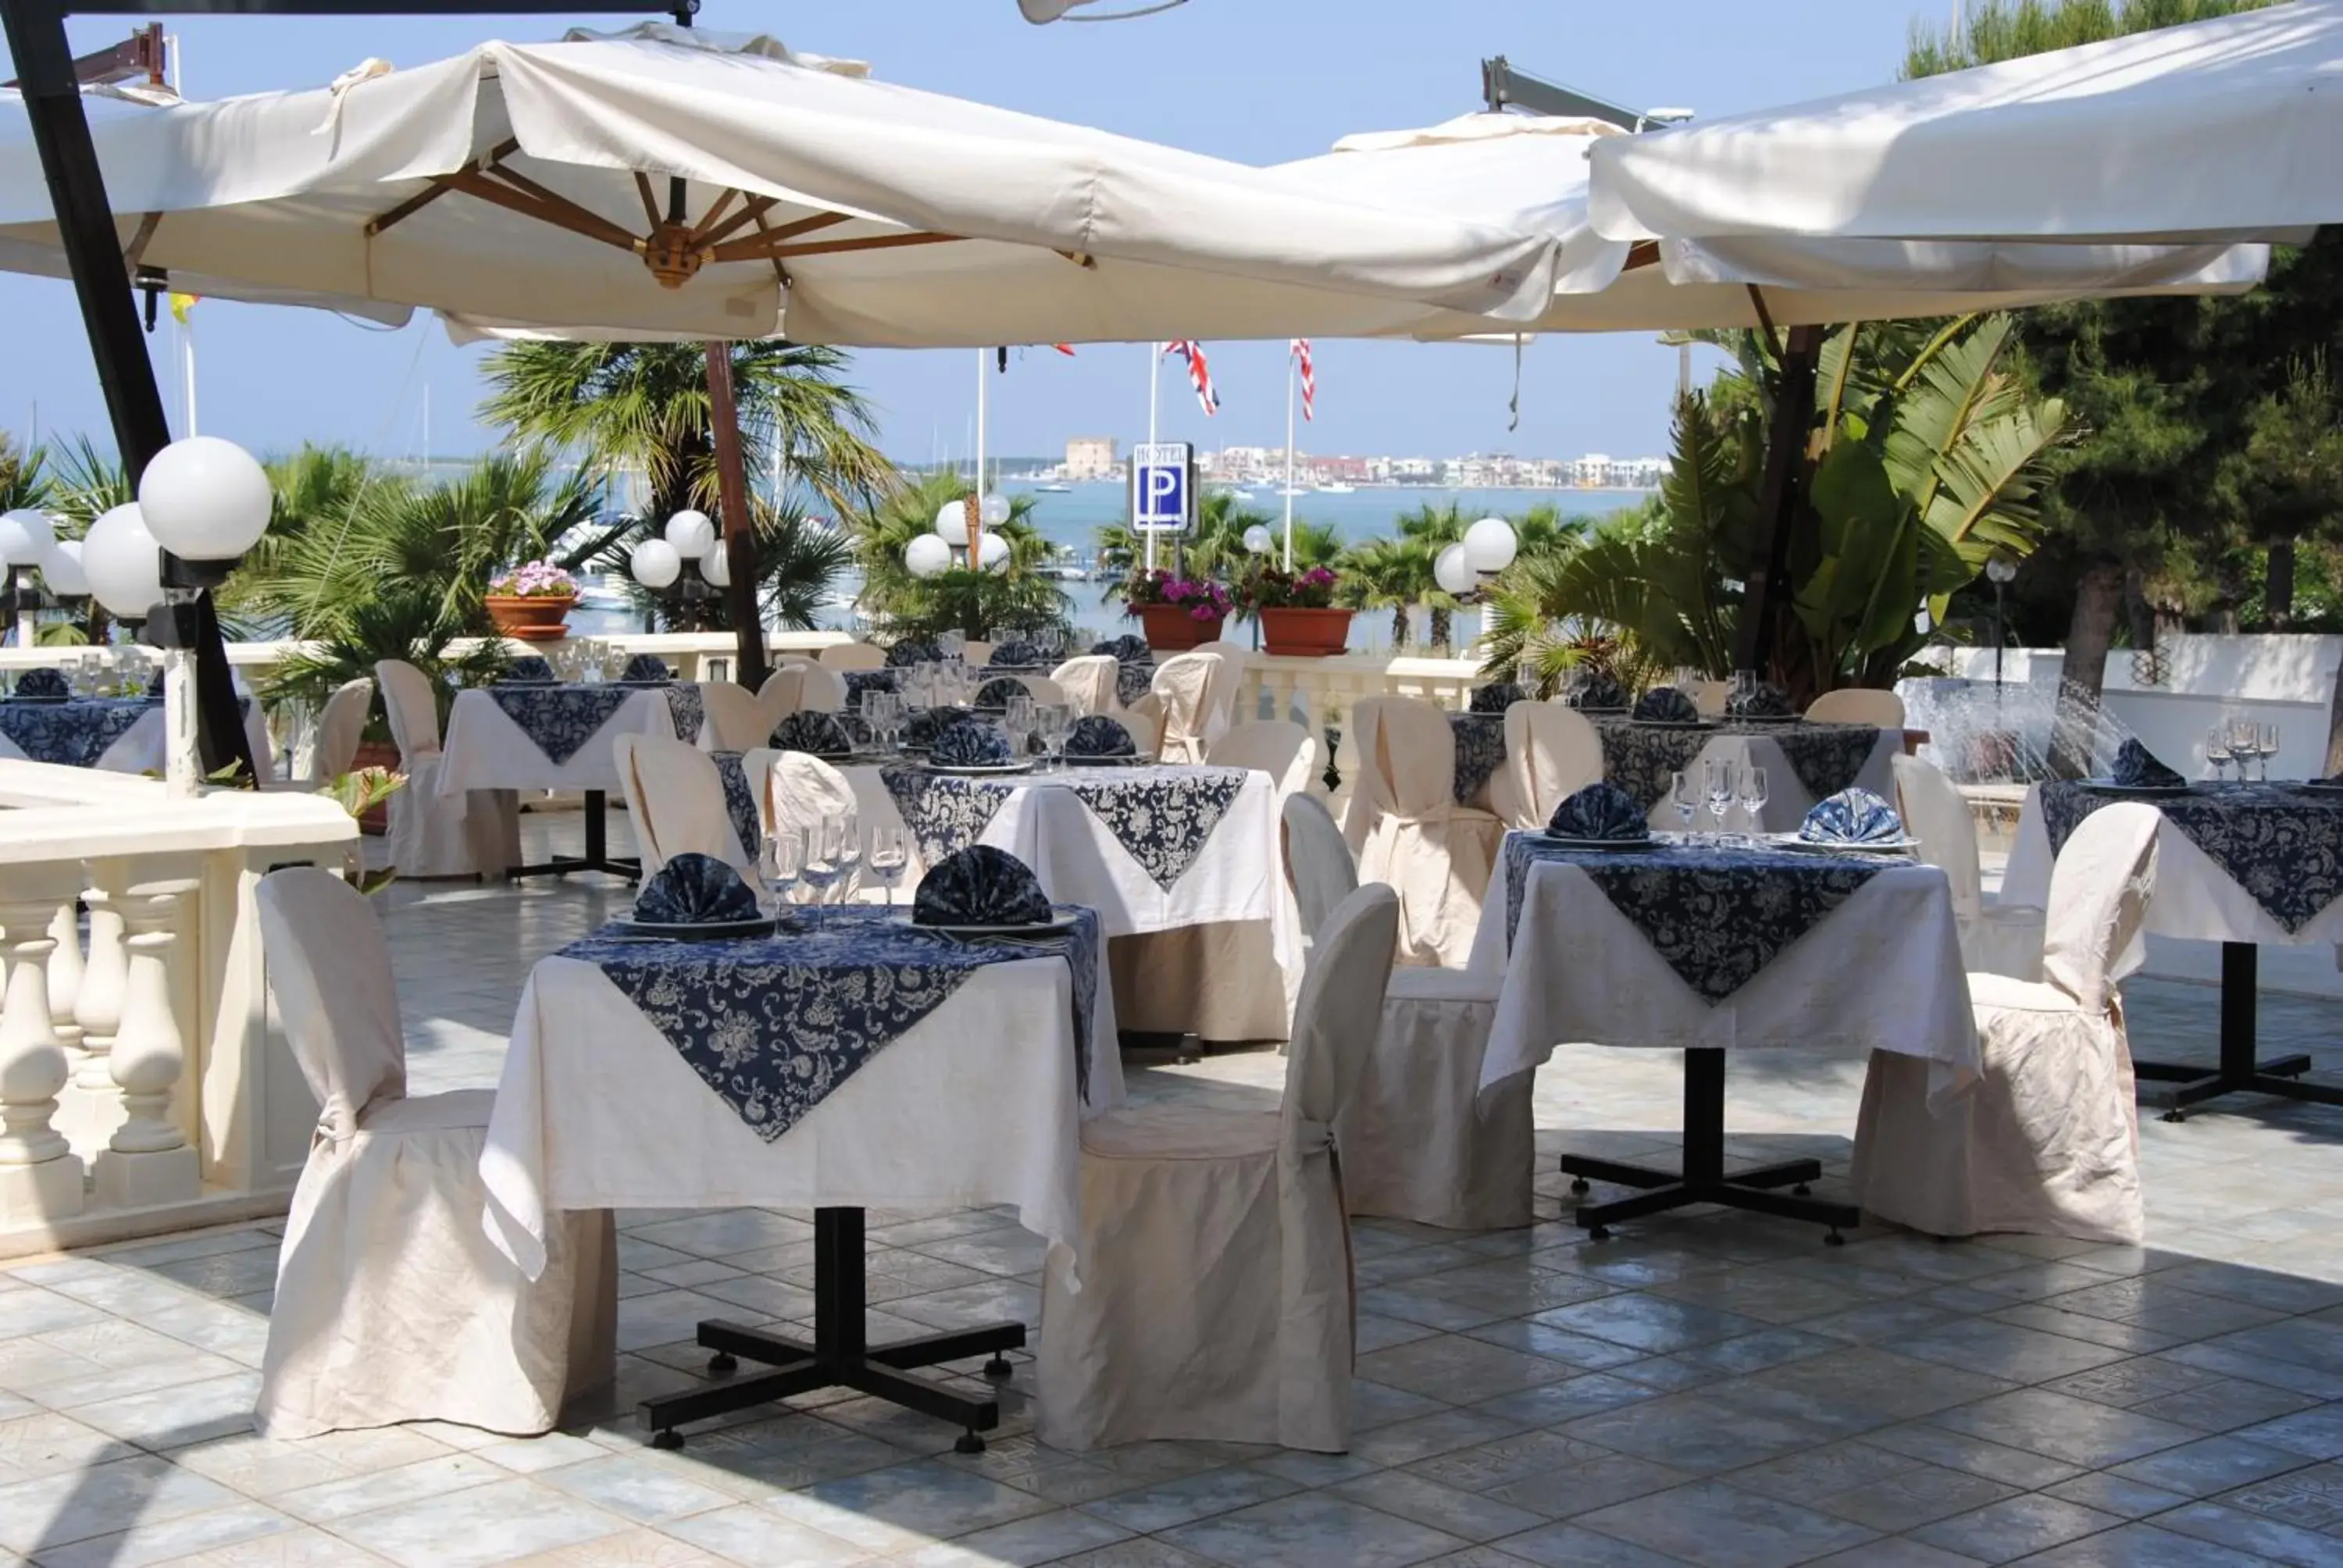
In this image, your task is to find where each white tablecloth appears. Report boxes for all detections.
[482,945,1123,1282]
[1473,840,1977,1095]
[2002,783,2343,947]
[0,700,275,781]
[842,764,1301,971]
[437,686,704,796]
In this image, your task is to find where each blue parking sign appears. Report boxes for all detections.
[1132,443,1193,533]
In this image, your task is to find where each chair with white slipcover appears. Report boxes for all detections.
[1039,883,1399,1451]
[1122,692,1167,756]
[1850,801,2159,1245]
[373,661,518,878]
[1692,679,1730,718]
[1015,672,1070,707]
[819,642,887,671]
[958,640,994,665]
[253,868,615,1438]
[1050,654,1123,718]
[1283,792,1532,1231]
[1494,701,1604,830]
[615,732,746,876]
[794,661,848,713]
[1894,752,2045,978]
[698,681,772,752]
[1211,719,1318,805]
[757,666,806,733]
[280,676,374,789]
[1806,687,1906,729]
[1150,651,1232,763]
[1341,695,1503,968]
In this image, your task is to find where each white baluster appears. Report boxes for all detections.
[94,878,201,1208]
[74,859,128,1094]
[46,901,83,1051]
[0,878,86,1223]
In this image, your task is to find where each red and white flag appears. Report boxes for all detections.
[1291,337,1315,422]
[1163,340,1220,415]
[1052,344,1076,356]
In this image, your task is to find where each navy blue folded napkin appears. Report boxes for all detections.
[975,676,1028,711]
[1726,682,1794,718]
[913,845,1053,928]
[619,654,673,684]
[634,852,760,925]
[1091,634,1150,663]
[987,636,1051,669]
[1801,787,1904,844]
[12,667,68,701]
[2109,737,2185,789]
[930,717,1013,767]
[1632,687,1699,724]
[886,638,942,668]
[1550,781,1649,841]
[1564,672,1628,711]
[1065,715,1136,758]
[771,710,852,755]
[501,655,556,684]
[1469,682,1528,715]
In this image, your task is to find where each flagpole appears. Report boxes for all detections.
[975,348,987,504]
[1282,347,1297,571]
[1143,344,1158,572]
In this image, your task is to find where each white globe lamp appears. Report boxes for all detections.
[1242,524,1274,556]
[664,508,717,558]
[84,503,166,620]
[976,531,1011,572]
[979,492,1012,528]
[40,539,87,598]
[137,435,272,563]
[0,509,54,567]
[700,540,732,588]
[1464,516,1518,575]
[1433,542,1476,598]
[933,498,975,548]
[904,533,953,579]
[629,537,683,590]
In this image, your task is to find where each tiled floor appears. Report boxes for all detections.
[11,813,2343,1566]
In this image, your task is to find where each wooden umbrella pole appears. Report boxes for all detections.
[704,342,770,690]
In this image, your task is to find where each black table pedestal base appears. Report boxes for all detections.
[640,1209,1022,1453]
[2135,943,2342,1121]
[1561,1048,1860,1245]
[507,790,641,882]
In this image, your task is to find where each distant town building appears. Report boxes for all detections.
[1065,437,1118,481]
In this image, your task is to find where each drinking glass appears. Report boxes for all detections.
[1736,764,1770,838]
[2206,725,2233,782]
[1006,693,1036,754]
[798,818,842,904]
[1704,757,1735,836]
[1731,669,1757,701]
[1670,770,1699,832]
[1042,703,1075,769]
[2227,715,2258,780]
[2259,723,2282,782]
[940,630,966,662]
[758,827,801,914]
[865,692,900,755]
[867,822,910,907]
[832,811,863,900]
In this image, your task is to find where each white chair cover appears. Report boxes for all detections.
[615,733,745,875]
[1123,692,1168,756]
[1050,655,1121,717]
[960,640,995,665]
[1496,702,1603,830]
[301,677,374,788]
[1040,884,1399,1452]
[1806,687,1907,728]
[818,642,887,671]
[1015,673,1070,706]
[1692,679,1730,718]
[1851,802,2160,1245]
[1211,720,1318,804]
[373,661,518,879]
[757,666,806,732]
[700,681,773,753]
[795,662,848,713]
[1895,753,2045,978]
[1150,652,1225,763]
[768,750,866,900]
[253,868,614,1438]
[1341,697,1503,967]
[1282,793,1357,946]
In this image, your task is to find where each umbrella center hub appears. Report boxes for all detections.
[641,220,707,289]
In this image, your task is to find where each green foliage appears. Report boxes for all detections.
[850,472,1072,643]
[323,767,407,893]
[0,433,52,515]
[570,501,854,634]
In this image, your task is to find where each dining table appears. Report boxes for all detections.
[481,902,1118,1454]
[437,679,708,878]
[1473,829,1977,1243]
[2004,779,2343,1120]
[0,693,274,779]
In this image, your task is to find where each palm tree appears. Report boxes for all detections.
[574,501,854,633]
[851,472,1072,642]
[1338,536,1421,650]
[0,433,51,515]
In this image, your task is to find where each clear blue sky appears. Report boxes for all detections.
[1,0,1940,468]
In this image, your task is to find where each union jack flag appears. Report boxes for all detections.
[1291,337,1314,422]
[1163,340,1220,415]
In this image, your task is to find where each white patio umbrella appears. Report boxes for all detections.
[1585,0,2343,264]
[0,26,1583,346]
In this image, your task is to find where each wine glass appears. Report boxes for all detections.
[798,818,842,905]
[1670,770,1699,833]
[1006,693,1036,755]
[758,826,801,915]
[1042,703,1075,770]
[2259,722,2282,783]
[940,630,966,662]
[832,810,863,900]
[1736,764,1770,839]
[1704,757,1735,836]
[2206,725,2234,782]
[2227,715,2259,782]
[866,822,910,908]
[866,692,900,755]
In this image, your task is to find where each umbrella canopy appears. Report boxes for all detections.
[0,26,1579,346]
[1586,1,2341,257]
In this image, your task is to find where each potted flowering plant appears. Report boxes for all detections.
[1126,568,1231,652]
[484,558,579,641]
[1244,564,1351,657]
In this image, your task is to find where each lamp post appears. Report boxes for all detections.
[906,494,1011,641]
[1432,516,1519,650]
[630,508,732,637]
[0,509,56,645]
[1242,523,1273,649]
[1985,550,2018,700]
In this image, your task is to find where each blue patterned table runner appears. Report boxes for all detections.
[710,752,765,862]
[0,697,156,767]
[2041,780,2343,934]
[1500,831,1887,1003]
[562,904,1100,1140]
[1591,718,1880,811]
[842,669,900,708]
[880,764,1245,890]
[1448,713,1508,804]
[487,683,701,765]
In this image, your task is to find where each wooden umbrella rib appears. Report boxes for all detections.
[632,170,662,230]
[364,137,520,237]
[748,207,790,290]
[444,169,641,255]
[1624,240,1660,271]
[726,230,964,265]
[693,193,782,250]
[477,164,647,252]
[686,187,740,243]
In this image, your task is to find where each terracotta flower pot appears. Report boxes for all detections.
[485,593,576,642]
[1139,604,1224,653]
[349,739,400,836]
[1260,606,1352,657]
